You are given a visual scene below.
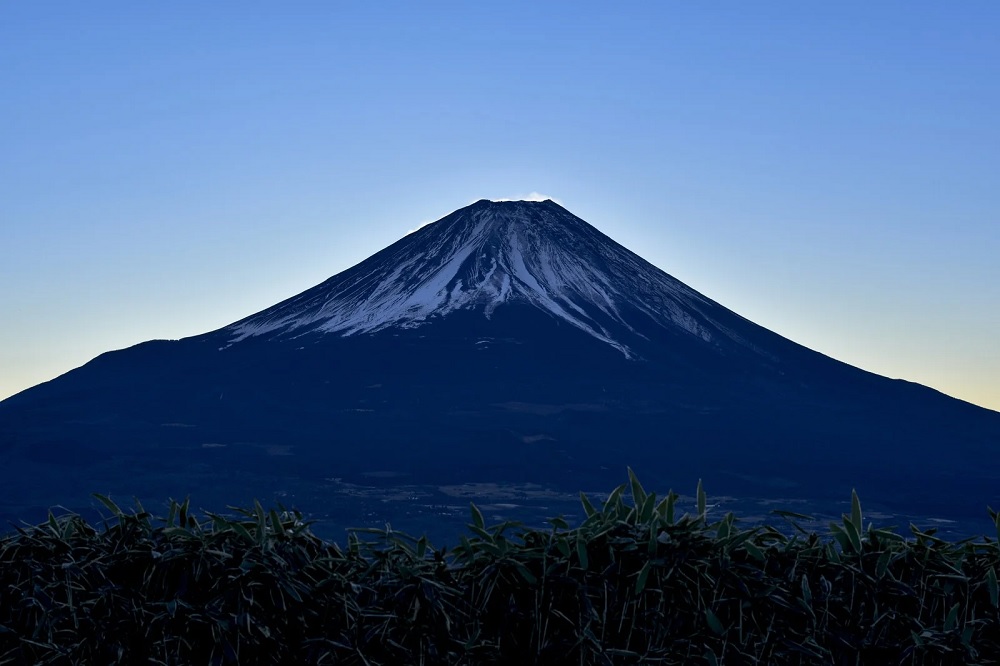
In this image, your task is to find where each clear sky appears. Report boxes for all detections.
[2,2,998,411]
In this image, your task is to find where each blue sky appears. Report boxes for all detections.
[2,2,998,410]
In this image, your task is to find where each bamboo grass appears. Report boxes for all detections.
[1,473,997,664]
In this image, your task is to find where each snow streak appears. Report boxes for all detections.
[227,200,742,357]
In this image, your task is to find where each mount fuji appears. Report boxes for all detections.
[2,200,998,538]
[225,199,730,357]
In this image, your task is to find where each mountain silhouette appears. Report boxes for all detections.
[2,200,997,538]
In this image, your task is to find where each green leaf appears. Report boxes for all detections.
[801,574,812,605]
[944,602,961,632]
[876,549,892,579]
[988,567,999,608]
[871,527,905,542]
[654,495,668,520]
[770,509,815,521]
[180,496,192,528]
[166,499,178,527]
[468,524,494,542]
[576,537,589,570]
[634,561,652,594]
[605,649,641,659]
[229,521,254,545]
[724,528,754,552]
[47,511,60,536]
[269,509,285,537]
[580,492,597,518]
[665,491,677,524]
[470,503,485,530]
[705,608,725,636]
[457,535,474,561]
[743,541,765,562]
[628,467,646,507]
[717,513,732,540]
[851,489,863,534]
[93,493,123,517]
[254,500,266,546]
[479,541,502,558]
[603,484,625,513]
[549,515,570,530]
[841,516,862,553]
[696,479,706,518]
[638,493,657,525]
[771,509,814,536]
[60,516,78,541]
[828,522,849,552]
[513,562,537,585]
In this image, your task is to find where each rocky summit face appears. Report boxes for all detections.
[2,200,999,541]
[226,199,734,358]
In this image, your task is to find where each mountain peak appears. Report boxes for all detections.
[8,198,1000,543]
[477,197,556,205]
[442,198,567,228]
[225,201,738,357]
[460,198,566,221]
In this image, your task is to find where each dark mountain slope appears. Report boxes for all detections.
[2,200,997,536]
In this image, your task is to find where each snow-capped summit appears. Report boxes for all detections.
[227,199,742,358]
[3,197,999,543]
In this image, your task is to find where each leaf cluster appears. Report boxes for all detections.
[2,473,1000,664]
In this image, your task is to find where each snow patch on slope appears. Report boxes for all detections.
[227,201,735,357]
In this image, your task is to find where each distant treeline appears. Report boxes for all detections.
[1,471,998,664]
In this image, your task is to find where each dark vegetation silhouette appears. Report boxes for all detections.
[2,471,999,664]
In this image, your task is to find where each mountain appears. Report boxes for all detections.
[225,198,737,358]
[2,199,998,539]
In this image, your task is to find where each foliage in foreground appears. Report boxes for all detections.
[3,473,1000,664]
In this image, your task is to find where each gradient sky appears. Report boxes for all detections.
[2,2,998,411]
